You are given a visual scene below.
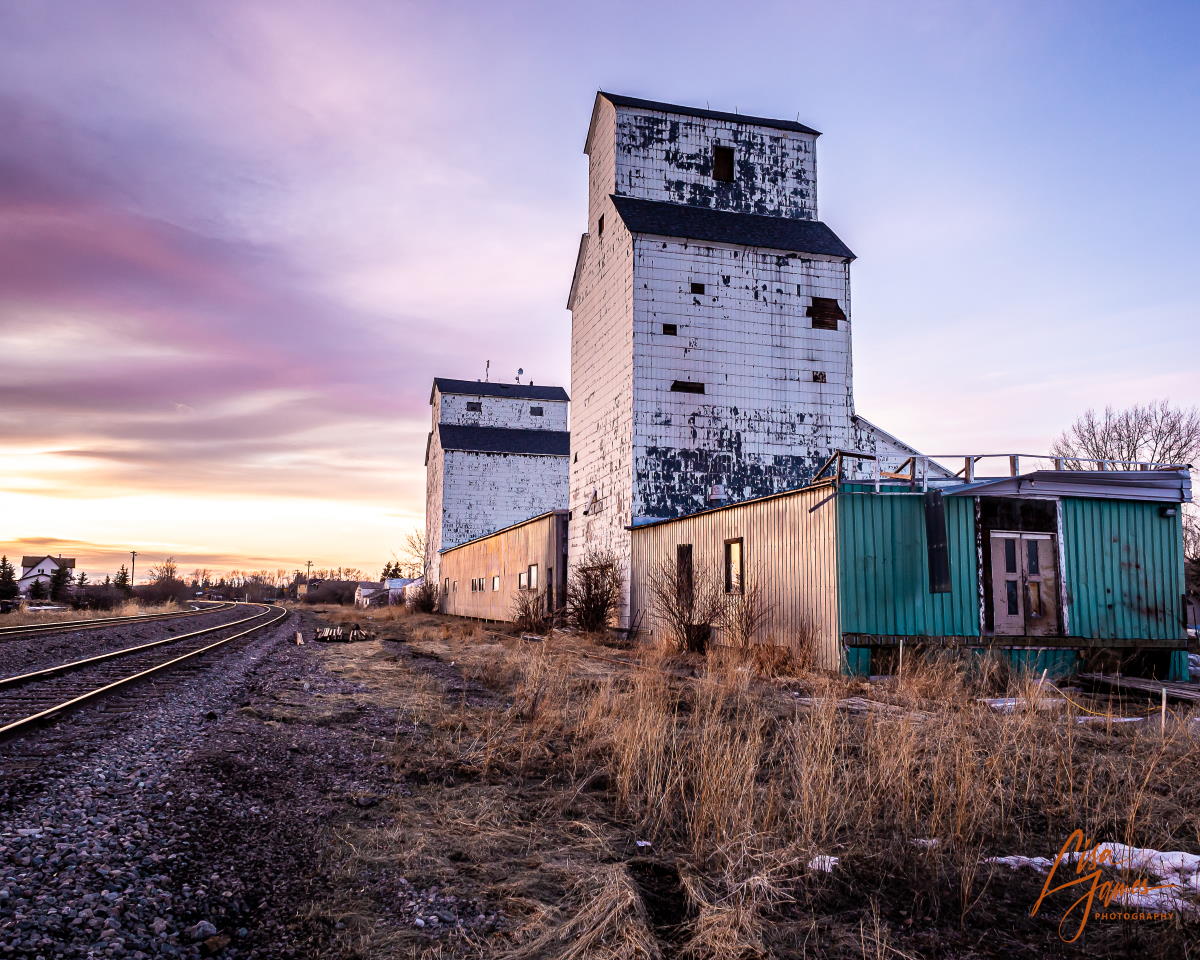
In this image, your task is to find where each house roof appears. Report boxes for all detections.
[437,424,570,457]
[610,196,855,260]
[597,92,821,137]
[431,378,569,403]
[20,556,75,569]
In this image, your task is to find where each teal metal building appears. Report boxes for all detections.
[838,468,1190,679]
[629,459,1192,679]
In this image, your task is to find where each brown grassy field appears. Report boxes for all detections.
[310,609,1200,959]
[0,599,184,627]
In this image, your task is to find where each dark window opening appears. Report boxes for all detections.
[662,323,678,336]
[1004,538,1017,574]
[465,401,482,412]
[1005,580,1019,616]
[812,371,827,383]
[713,145,735,183]
[676,544,694,606]
[690,282,705,295]
[724,538,744,594]
[530,406,544,416]
[807,296,846,331]
[597,214,604,236]
[671,380,705,394]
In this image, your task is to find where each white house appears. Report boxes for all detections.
[18,555,75,595]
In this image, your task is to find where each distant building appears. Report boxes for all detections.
[383,577,416,605]
[424,378,570,587]
[354,581,387,608]
[18,555,75,595]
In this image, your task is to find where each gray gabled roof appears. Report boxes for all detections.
[610,196,855,260]
[598,92,821,136]
[431,378,569,403]
[438,424,570,457]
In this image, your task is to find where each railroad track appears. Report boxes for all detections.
[0,602,287,738]
[0,601,235,640]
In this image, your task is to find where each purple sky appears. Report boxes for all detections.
[1,0,1197,580]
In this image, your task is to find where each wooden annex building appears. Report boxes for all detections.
[439,511,568,621]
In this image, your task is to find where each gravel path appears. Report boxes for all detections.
[0,607,259,680]
[0,609,387,959]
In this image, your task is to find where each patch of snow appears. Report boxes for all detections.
[807,855,839,873]
[912,838,941,849]
[985,843,1200,914]
[1074,716,1144,724]
[983,855,1052,873]
[982,697,1064,713]
[635,840,652,848]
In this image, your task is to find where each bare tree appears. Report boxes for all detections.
[1051,401,1200,468]
[565,551,622,633]
[397,528,428,579]
[647,557,725,653]
[148,557,179,584]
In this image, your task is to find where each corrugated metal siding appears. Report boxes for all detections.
[1059,498,1185,642]
[440,513,567,621]
[629,485,841,670]
[837,493,979,638]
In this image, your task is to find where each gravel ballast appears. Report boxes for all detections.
[0,609,419,959]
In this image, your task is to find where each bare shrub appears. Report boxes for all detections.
[407,580,440,614]
[722,579,773,650]
[512,587,554,634]
[647,557,724,653]
[565,551,622,633]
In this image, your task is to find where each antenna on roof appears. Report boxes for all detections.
[516,367,524,383]
[484,359,490,382]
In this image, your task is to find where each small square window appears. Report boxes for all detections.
[713,145,735,183]
[690,282,705,295]
[492,576,500,591]
[662,323,678,336]
[807,297,846,331]
[812,371,827,383]
[530,406,543,416]
[466,401,482,412]
[528,564,539,590]
[518,571,528,590]
[670,380,705,394]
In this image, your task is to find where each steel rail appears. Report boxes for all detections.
[0,602,234,639]
[0,603,271,689]
[0,604,287,738]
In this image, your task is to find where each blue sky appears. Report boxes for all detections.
[0,0,1196,576]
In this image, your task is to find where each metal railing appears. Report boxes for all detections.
[815,450,1190,494]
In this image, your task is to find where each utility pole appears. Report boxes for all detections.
[306,560,313,581]
[130,551,137,587]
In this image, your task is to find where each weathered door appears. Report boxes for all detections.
[990,533,1059,636]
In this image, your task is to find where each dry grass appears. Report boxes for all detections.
[0,599,181,626]
[309,613,1200,958]
[479,636,1200,955]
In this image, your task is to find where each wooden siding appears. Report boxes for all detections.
[1059,497,1186,643]
[628,484,841,670]
[837,492,979,638]
[439,512,567,622]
